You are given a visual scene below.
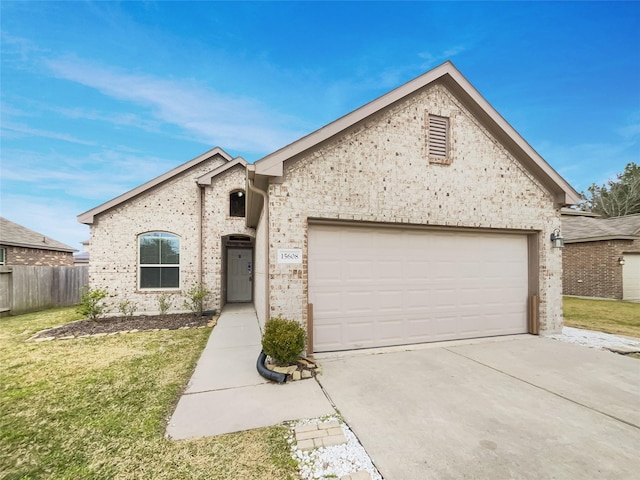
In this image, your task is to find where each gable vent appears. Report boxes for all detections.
[428,115,449,161]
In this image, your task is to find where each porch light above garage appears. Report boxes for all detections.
[550,228,564,248]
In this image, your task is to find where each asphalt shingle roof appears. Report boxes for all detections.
[0,217,77,252]
[561,213,640,243]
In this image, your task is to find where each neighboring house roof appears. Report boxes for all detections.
[0,217,77,252]
[561,213,640,243]
[74,251,90,263]
[78,147,236,224]
[252,61,580,207]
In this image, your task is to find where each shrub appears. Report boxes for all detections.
[158,293,172,315]
[183,283,211,316]
[117,299,137,319]
[76,286,111,321]
[262,316,306,366]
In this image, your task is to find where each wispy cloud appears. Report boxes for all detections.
[1,192,89,250]
[418,44,468,69]
[0,147,175,201]
[1,121,97,146]
[44,56,306,154]
[539,139,638,191]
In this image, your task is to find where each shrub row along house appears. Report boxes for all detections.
[78,62,579,354]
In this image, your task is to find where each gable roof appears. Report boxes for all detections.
[253,61,580,206]
[561,213,640,243]
[0,217,77,252]
[78,147,234,224]
[197,157,248,185]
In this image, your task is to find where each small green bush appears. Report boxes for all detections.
[183,283,210,316]
[158,293,172,315]
[76,286,111,321]
[117,299,138,319]
[262,316,306,366]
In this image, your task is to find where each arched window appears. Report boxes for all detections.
[138,232,180,289]
[230,190,246,217]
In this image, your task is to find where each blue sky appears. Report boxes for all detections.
[1,1,639,250]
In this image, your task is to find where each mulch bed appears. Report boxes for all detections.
[33,313,214,340]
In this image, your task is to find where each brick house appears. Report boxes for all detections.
[0,217,77,266]
[78,62,579,353]
[561,209,640,301]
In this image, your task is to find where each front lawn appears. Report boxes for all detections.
[563,296,640,338]
[0,307,297,479]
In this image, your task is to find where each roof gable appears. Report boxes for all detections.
[253,61,579,206]
[197,157,248,186]
[0,217,76,252]
[78,147,234,224]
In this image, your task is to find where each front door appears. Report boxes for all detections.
[227,248,252,302]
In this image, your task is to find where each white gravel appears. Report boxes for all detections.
[288,415,382,480]
[546,326,640,351]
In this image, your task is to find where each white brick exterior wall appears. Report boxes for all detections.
[201,164,255,309]
[88,81,566,336]
[266,83,563,334]
[89,156,254,315]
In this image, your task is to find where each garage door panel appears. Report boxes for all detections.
[312,292,342,315]
[309,225,529,352]
[623,254,640,301]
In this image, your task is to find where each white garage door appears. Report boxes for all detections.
[623,254,640,301]
[308,224,529,352]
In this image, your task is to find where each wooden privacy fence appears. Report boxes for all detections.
[0,265,89,316]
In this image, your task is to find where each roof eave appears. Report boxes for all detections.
[565,235,638,244]
[0,240,77,253]
[196,157,248,186]
[254,61,579,207]
[78,147,233,225]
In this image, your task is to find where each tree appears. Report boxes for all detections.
[580,162,640,218]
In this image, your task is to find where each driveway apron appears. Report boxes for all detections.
[166,304,335,440]
[317,336,640,479]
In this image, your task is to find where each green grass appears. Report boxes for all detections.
[0,307,297,479]
[563,296,640,338]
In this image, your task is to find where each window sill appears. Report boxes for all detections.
[429,156,452,166]
[136,288,182,294]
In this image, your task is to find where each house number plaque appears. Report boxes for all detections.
[277,249,302,264]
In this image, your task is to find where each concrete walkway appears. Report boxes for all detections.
[166,303,335,440]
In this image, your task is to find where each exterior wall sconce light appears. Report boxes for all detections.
[550,228,564,248]
[619,257,625,266]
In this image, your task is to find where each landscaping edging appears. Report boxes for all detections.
[29,315,218,342]
[265,356,322,382]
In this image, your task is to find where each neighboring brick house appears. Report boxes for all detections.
[561,210,640,301]
[79,62,579,353]
[0,217,77,266]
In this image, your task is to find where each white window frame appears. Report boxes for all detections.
[138,232,181,290]
[0,247,5,265]
[229,189,246,218]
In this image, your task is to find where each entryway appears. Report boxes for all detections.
[227,248,252,302]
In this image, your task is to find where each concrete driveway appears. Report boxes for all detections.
[316,336,640,479]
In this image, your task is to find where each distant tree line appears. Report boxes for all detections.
[579,162,640,217]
